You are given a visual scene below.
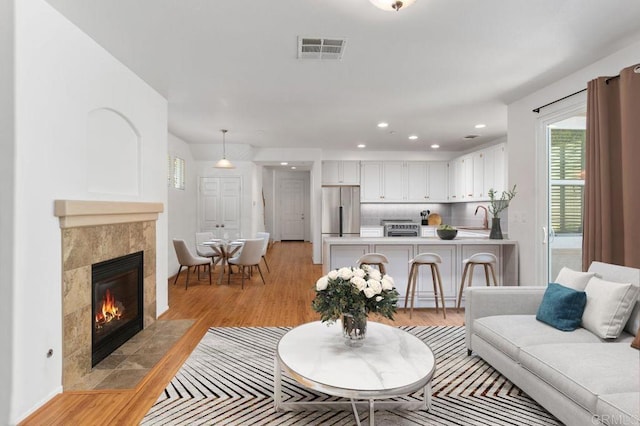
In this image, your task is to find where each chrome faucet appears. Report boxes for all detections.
[475,205,489,229]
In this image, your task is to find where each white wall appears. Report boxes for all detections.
[167,133,198,275]
[11,1,168,423]
[0,0,15,423]
[508,39,640,285]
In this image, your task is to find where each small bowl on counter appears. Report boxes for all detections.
[436,227,458,240]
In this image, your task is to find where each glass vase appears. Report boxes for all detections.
[490,217,503,239]
[342,311,367,347]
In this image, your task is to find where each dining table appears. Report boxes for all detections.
[203,239,244,284]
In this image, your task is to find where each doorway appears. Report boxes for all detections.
[280,178,306,240]
[540,108,587,280]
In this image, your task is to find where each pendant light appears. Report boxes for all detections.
[214,129,235,169]
[369,0,416,12]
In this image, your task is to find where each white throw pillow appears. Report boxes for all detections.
[582,277,640,339]
[555,267,596,291]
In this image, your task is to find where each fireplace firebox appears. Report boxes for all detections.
[92,251,144,366]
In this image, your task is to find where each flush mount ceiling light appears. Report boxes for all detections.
[377,122,389,128]
[431,144,440,149]
[214,129,235,169]
[369,0,416,11]
[408,135,418,140]
[357,144,366,148]
[475,123,487,129]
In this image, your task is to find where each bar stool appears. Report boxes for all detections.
[456,252,498,312]
[405,253,446,319]
[356,253,388,275]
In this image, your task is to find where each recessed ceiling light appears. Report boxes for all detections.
[357,144,366,148]
[408,135,418,140]
[280,162,288,166]
[291,166,297,170]
[431,144,440,149]
[377,122,389,128]
[475,124,486,129]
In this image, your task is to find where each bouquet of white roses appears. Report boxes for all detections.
[312,265,399,323]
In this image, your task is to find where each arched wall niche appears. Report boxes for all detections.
[87,108,141,195]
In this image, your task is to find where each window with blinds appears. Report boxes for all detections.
[550,129,585,234]
[173,157,185,190]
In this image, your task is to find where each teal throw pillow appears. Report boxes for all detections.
[536,283,587,331]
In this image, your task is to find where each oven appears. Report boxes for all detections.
[383,222,420,237]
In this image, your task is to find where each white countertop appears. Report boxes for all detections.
[324,236,517,245]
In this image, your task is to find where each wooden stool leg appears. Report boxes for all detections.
[430,264,439,313]
[379,264,386,275]
[434,264,447,319]
[484,264,490,286]
[489,263,498,286]
[404,264,415,312]
[409,264,419,319]
[457,263,470,312]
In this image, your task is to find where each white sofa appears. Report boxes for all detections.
[465,262,640,426]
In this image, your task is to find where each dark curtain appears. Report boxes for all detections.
[583,64,640,269]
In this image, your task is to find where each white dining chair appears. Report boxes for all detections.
[195,232,222,275]
[173,239,212,289]
[227,238,266,288]
[255,231,270,272]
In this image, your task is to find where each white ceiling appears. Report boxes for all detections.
[46,0,640,153]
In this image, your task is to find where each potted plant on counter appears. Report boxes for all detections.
[487,185,517,239]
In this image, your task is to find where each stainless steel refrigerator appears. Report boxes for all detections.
[322,186,360,237]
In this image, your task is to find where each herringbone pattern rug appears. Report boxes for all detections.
[142,326,560,425]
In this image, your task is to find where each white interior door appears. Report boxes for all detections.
[199,177,241,239]
[280,178,305,240]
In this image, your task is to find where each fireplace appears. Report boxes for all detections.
[92,251,144,366]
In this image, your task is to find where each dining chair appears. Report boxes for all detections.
[173,239,212,289]
[255,231,270,272]
[227,238,266,289]
[195,232,222,275]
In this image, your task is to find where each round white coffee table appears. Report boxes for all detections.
[274,320,435,425]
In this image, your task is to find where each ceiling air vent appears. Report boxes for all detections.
[464,135,480,140]
[297,37,346,60]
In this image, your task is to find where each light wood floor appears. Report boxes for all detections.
[22,242,464,425]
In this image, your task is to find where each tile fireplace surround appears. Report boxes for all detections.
[54,200,163,390]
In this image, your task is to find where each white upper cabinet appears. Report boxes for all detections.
[472,151,484,200]
[322,160,360,185]
[427,162,449,202]
[362,161,448,203]
[482,143,507,198]
[407,162,428,201]
[360,161,384,201]
[447,142,507,202]
[382,161,405,201]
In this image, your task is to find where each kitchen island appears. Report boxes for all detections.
[323,236,518,309]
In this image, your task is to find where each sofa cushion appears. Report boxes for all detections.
[582,277,640,339]
[473,315,602,360]
[556,266,597,291]
[597,393,640,426]
[518,343,640,414]
[536,283,587,331]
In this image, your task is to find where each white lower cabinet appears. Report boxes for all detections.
[329,245,370,270]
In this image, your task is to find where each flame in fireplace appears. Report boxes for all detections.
[95,289,125,327]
